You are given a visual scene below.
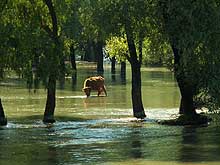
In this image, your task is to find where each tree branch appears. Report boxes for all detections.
[40,20,54,38]
[43,0,58,38]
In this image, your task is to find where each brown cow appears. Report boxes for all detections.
[82,76,107,97]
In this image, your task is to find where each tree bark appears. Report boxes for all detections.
[111,56,116,74]
[42,0,59,123]
[96,40,104,73]
[0,68,4,79]
[71,71,77,90]
[84,40,90,61]
[172,45,196,116]
[125,22,146,119]
[131,63,146,118]
[120,61,126,83]
[0,98,7,126]
[43,75,56,123]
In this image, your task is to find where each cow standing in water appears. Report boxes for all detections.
[82,76,107,97]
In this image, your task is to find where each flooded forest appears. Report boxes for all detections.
[1,1,220,165]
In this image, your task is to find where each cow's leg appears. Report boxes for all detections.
[103,85,107,96]
[98,89,102,96]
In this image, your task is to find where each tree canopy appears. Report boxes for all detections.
[1,0,220,123]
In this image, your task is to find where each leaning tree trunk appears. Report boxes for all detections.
[172,45,196,116]
[125,22,146,119]
[96,40,104,73]
[43,75,56,123]
[42,0,60,123]
[0,98,7,126]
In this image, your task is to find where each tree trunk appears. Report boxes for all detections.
[96,41,104,73]
[70,44,77,70]
[0,98,7,126]
[111,56,116,74]
[120,61,126,84]
[172,45,196,116]
[131,63,146,119]
[42,0,60,123]
[72,71,77,90]
[0,68,3,79]
[43,75,56,123]
[84,40,90,61]
[125,23,146,119]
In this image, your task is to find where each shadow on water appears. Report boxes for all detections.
[128,128,144,159]
[178,126,220,163]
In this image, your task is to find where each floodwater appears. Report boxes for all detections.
[1,63,220,165]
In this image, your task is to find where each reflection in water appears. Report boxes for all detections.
[179,126,220,163]
[130,129,143,159]
[46,146,59,165]
[179,127,199,162]
[83,96,107,110]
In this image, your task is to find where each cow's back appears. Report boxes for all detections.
[84,76,104,90]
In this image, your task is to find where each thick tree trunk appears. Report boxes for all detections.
[172,45,196,116]
[42,0,60,123]
[0,99,7,126]
[96,41,104,73]
[125,22,146,119]
[131,64,146,119]
[43,75,56,123]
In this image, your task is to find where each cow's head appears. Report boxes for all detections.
[83,87,91,97]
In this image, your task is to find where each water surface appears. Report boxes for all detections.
[0,63,219,165]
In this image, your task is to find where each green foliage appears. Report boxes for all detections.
[142,38,173,67]
[105,36,128,62]
[0,0,65,89]
[157,0,220,111]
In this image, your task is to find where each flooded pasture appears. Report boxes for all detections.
[1,63,220,165]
